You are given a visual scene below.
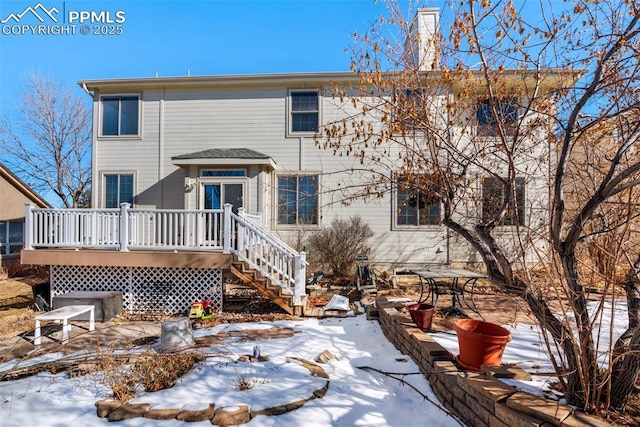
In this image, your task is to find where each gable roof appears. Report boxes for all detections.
[172,148,277,169]
[0,162,50,208]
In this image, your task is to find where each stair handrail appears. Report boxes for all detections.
[237,208,302,259]
[223,204,307,306]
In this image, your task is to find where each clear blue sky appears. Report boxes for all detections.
[0,0,445,109]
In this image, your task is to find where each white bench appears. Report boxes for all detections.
[34,305,95,345]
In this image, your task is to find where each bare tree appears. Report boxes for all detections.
[317,0,640,412]
[0,73,91,208]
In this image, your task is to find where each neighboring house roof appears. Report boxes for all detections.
[0,162,50,208]
[172,148,277,169]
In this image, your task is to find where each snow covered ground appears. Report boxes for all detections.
[0,315,463,426]
[0,299,628,426]
[429,299,629,402]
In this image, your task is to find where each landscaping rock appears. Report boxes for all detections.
[312,381,330,399]
[251,404,288,417]
[176,403,215,422]
[285,399,308,411]
[315,349,338,364]
[144,407,181,420]
[95,399,122,418]
[212,404,250,426]
[108,403,150,421]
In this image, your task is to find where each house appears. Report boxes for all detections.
[20,9,576,314]
[0,162,50,276]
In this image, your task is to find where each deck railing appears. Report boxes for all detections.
[24,203,306,305]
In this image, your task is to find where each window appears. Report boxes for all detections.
[396,89,426,129]
[277,175,319,225]
[290,91,319,133]
[201,170,246,177]
[0,221,23,256]
[482,177,525,225]
[105,174,134,208]
[102,96,139,136]
[395,177,441,226]
[476,98,518,136]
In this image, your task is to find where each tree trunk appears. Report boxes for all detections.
[609,326,640,410]
[609,256,640,409]
[521,286,584,405]
[560,251,599,408]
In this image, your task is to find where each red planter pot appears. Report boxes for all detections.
[454,319,512,371]
[407,303,435,330]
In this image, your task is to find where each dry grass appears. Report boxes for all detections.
[0,308,35,339]
[98,349,206,402]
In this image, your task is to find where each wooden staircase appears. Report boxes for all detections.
[230,260,302,315]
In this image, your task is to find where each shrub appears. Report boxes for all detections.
[307,215,374,277]
[99,350,205,401]
[233,365,270,391]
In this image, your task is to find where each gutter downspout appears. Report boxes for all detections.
[80,83,99,207]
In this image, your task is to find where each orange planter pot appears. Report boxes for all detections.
[454,319,512,371]
[407,303,435,330]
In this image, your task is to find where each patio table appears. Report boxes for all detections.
[408,269,487,319]
[34,305,95,345]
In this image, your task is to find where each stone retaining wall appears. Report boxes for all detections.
[374,297,609,427]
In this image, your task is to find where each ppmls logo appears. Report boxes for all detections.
[1,2,58,23]
[1,2,126,36]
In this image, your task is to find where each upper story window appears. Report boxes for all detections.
[102,95,140,136]
[0,221,23,256]
[105,173,134,208]
[476,98,518,137]
[482,176,525,226]
[277,174,319,226]
[395,175,441,227]
[396,89,427,129]
[290,91,319,133]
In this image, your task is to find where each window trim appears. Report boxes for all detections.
[481,176,525,226]
[392,173,442,230]
[274,172,321,229]
[99,93,142,138]
[287,89,321,136]
[101,171,136,208]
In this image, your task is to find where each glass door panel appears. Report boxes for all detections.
[200,181,245,246]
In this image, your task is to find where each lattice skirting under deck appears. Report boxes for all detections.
[50,265,223,314]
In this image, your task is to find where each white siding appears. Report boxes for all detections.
[92,79,549,269]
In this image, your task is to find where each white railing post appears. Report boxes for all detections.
[223,203,232,254]
[294,251,306,306]
[119,203,130,252]
[91,210,98,246]
[24,203,33,250]
[237,208,246,253]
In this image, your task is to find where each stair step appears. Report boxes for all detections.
[229,261,295,315]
